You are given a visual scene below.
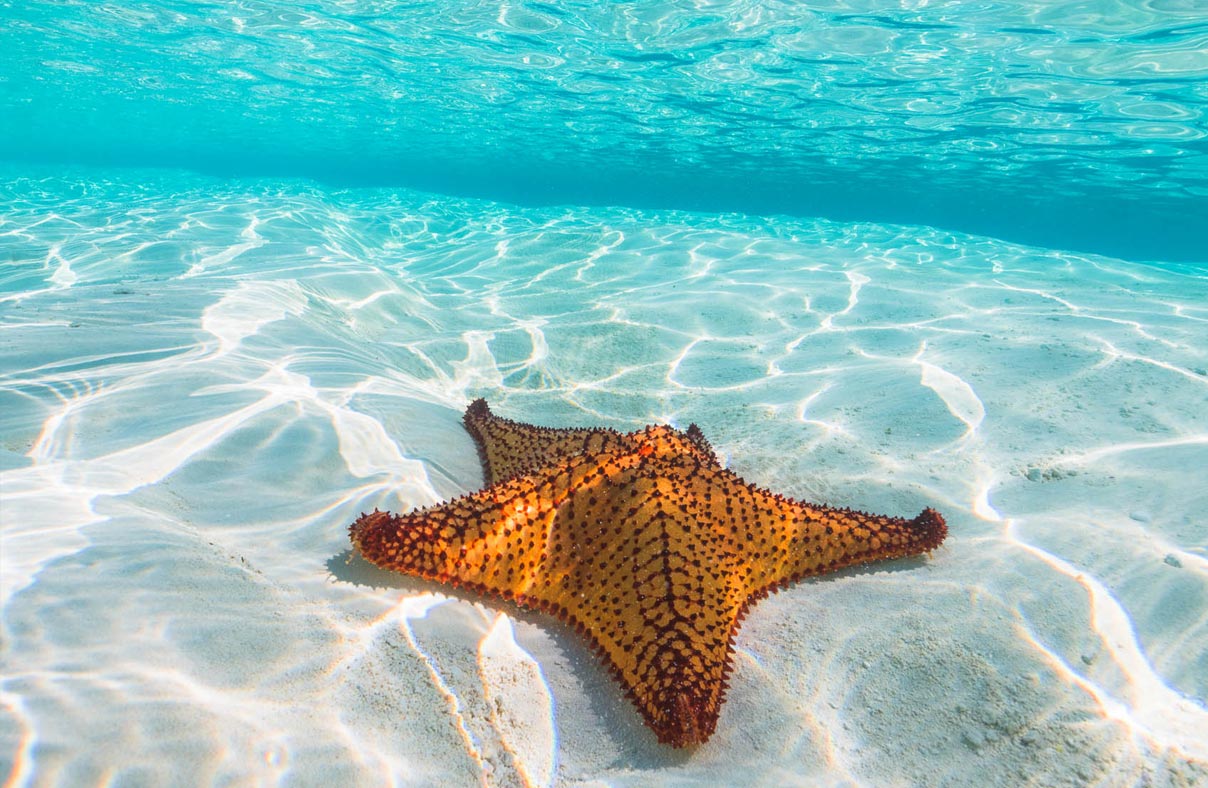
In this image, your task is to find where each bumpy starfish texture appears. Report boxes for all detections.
[350,399,946,747]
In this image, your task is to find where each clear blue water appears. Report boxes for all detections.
[2,3,1208,787]
[3,0,1207,262]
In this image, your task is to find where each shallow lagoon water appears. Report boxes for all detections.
[2,169,1206,786]
[3,1,1208,786]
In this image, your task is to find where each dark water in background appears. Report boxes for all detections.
[2,0,1206,262]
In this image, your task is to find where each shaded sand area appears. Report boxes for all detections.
[2,169,1206,786]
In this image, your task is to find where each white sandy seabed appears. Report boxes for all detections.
[1,169,1206,787]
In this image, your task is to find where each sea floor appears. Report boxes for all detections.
[2,168,1206,787]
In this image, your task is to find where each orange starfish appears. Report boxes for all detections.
[350,400,946,747]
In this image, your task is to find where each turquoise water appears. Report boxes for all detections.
[3,3,1208,787]
[3,1,1208,260]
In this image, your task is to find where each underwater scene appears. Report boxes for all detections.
[2,2,1207,787]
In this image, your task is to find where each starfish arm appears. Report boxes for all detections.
[533,462,745,747]
[349,449,618,597]
[462,398,635,484]
[688,466,948,594]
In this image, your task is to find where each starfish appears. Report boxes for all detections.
[350,400,946,747]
